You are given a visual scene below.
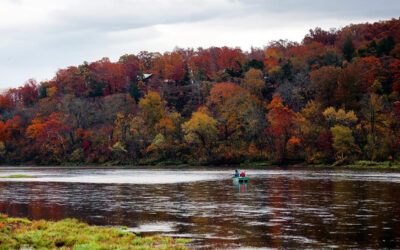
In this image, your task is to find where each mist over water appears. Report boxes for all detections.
[0,167,400,248]
[0,169,231,184]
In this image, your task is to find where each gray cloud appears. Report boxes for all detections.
[235,0,400,17]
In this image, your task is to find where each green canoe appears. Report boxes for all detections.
[233,177,249,182]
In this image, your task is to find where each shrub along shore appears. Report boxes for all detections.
[0,214,189,249]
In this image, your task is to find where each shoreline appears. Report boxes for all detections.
[0,161,399,171]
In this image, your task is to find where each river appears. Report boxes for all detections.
[0,167,400,249]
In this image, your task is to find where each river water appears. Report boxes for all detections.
[0,167,400,249]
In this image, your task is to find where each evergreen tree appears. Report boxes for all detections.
[128,80,140,103]
[343,37,356,61]
[377,36,395,56]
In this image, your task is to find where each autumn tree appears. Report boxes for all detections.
[303,27,337,45]
[60,95,94,130]
[310,66,341,108]
[110,113,131,161]
[89,58,125,95]
[243,68,265,98]
[361,93,389,160]
[266,94,299,163]
[70,128,91,162]
[149,112,184,159]
[299,101,332,163]
[26,113,70,163]
[268,66,283,83]
[182,108,217,159]
[2,79,39,108]
[139,91,165,134]
[331,125,360,159]
[322,107,359,161]
[208,82,242,115]
[151,51,189,85]
[0,116,22,161]
[336,63,365,111]
[119,54,140,82]
[390,60,400,94]
[323,107,358,128]
[219,91,261,142]
[55,67,86,97]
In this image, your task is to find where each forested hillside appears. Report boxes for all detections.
[1,18,400,165]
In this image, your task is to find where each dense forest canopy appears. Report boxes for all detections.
[1,18,400,165]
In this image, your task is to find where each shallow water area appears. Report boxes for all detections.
[0,167,400,248]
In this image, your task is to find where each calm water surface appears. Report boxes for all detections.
[0,167,400,249]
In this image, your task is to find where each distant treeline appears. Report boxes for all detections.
[1,18,400,165]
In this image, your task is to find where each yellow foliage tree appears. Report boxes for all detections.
[139,91,165,133]
[323,107,357,127]
[243,68,265,97]
[182,109,217,157]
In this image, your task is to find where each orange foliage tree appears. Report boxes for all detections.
[26,113,70,162]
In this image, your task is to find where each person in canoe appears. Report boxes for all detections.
[234,169,239,178]
[240,171,246,177]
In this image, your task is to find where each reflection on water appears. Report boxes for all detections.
[233,181,249,193]
[0,168,400,248]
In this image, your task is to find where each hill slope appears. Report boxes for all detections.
[0,18,400,165]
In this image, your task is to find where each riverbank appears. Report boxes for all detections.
[0,214,189,249]
[0,160,399,171]
[305,161,400,170]
[128,160,400,170]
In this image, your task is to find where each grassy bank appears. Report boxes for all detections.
[0,174,36,178]
[344,161,400,169]
[307,161,400,170]
[0,214,189,249]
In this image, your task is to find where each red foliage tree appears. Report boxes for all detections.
[317,131,334,156]
[0,116,21,143]
[266,94,299,163]
[89,58,125,95]
[208,82,242,109]
[55,66,86,97]
[119,54,140,83]
[26,113,71,162]
[390,60,400,93]
[2,79,39,108]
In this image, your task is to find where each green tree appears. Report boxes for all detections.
[323,49,340,66]
[331,125,359,158]
[342,37,356,62]
[128,80,140,103]
[377,36,395,56]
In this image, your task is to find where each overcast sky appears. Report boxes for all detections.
[0,0,399,89]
